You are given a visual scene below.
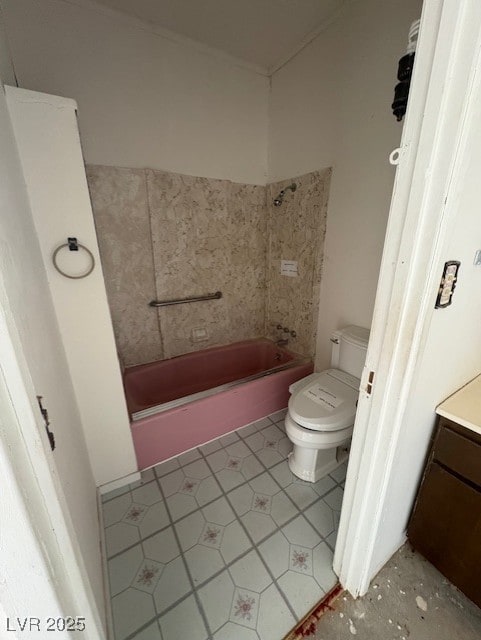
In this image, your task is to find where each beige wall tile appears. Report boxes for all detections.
[87,165,330,367]
[266,169,331,357]
[86,165,163,366]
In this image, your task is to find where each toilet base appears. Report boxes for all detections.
[288,444,349,483]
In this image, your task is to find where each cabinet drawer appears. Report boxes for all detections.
[434,425,481,487]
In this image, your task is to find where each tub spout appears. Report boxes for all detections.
[275,338,289,347]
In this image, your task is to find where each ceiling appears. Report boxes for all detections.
[92,0,347,73]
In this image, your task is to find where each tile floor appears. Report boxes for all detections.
[101,409,346,640]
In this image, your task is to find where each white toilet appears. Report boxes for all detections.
[285,325,370,482]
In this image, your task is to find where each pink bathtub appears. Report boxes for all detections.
[124,339,313,470]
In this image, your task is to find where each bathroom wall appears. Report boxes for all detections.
[147,170,267,359]
[88,166,330,365]
[269,0,424,369]
[266,169,331,357]
[1,0,269,185]
[87,166,268,364]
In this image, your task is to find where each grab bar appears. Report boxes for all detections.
[149,291,222,308]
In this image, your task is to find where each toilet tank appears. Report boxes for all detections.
[330,325,370,379]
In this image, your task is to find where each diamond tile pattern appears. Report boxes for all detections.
[102,411,346,640]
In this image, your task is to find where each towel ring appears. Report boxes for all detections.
[52,242,95,279]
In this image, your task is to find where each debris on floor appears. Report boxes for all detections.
[309,544,481,640]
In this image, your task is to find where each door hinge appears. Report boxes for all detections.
[37,396,56,451]
[366,371,375,396]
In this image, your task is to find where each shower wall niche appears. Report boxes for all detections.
[87,166,330,367]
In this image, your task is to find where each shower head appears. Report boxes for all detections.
[273,182,297,206]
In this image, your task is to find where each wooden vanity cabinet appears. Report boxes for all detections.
[408,416,481,608]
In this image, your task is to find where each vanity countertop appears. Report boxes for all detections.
[436,374,481,436]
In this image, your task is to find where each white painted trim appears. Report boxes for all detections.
[99,470,141,495]
[335,0,481,596]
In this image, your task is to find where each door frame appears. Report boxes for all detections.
[335,0,481,596]
[0,279,105,637]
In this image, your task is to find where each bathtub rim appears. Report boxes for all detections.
[131,352,311,421]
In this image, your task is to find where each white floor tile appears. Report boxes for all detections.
[270,491,298,526]
[281,516,321,549]
[131,481,163,506]
[269,460,296,488]
[213,622,259,640]
[241,510,277,543]
[206,449,229,472]
[229,588,259,630]
[131,621,162,640]
[240,454,264,479]
[313,542,338,591]
[183,459,211,479]
[219,432,240,446]
[111,587,156,640]
[229,550,271,592]
[325,530,338,549]
[154,457,180,478]
[198,570,235,634]
[138,502,170,538]
[324,486,344,511]
[255,448,284,469]
[202,497,235,526]
[236,422,259,438]
[184,544,226,586]
[304,500,336,538]
[243,431,265,452]
[229,484,255,516]
[177,448,201,466]
[103,493,133,527]
[158,594,208,640]
[225,440,251,458]
[248,472,279,496]
[153,556,191,615]
[132,559,164,594]
[159,469,184,497]
[257,583,296,640]
[106,522,140,558]
[142,526,179,564]
[311,474,337,497]
[166,492,198,521]
[199,522,225,549]
[108,545,144,596]
[220,521,251,564]
[268,409,287,423]
[196,476,223,505]
[258,531,290,580]
[285,483,319,510]
[175,510,205,551]
[200,439,222,455]
[215,468,245,492]
[104,425,342,640]
[102,485,130,503]
[329,460,348,483]
[277,571,325,619]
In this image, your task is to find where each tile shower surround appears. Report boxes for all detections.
[87,167,331,367]
[102,410,345,640]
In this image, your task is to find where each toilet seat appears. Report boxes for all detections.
[288,369,359,432]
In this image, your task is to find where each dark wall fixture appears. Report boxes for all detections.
[392,53,415,121]
[392,19,420,122]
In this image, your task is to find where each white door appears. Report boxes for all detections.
[335,0,481,596]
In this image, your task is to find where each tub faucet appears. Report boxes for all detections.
[275,338,289,347]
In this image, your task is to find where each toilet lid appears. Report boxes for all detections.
[288,370,359,432]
